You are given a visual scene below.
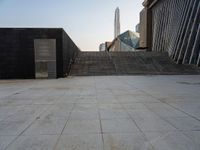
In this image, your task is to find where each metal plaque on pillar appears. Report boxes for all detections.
[34,39,57,79]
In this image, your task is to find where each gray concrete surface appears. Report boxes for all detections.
[0,75,200,150]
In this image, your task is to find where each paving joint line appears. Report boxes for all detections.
[4,104,53,150]
[122,78,200,143]
[53,102,76,150]
[94,76,105,150]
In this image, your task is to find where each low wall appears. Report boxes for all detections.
[0,28,79,79]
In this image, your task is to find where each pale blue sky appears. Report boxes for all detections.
[0,0,143,51]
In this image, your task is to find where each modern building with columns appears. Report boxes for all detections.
[139,0,200,67]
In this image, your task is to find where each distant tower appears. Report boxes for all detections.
[114,7,120,38]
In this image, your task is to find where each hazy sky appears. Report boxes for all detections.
[0,0,144,51]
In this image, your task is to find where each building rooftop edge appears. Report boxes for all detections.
[143,0,159,8]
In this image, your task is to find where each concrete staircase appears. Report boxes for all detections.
[69,51,200,76]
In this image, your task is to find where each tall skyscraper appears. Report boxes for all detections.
[114,7,121,39]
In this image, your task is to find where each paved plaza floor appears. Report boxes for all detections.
[0,75,200,150]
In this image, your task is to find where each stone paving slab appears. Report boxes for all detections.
[54,134,103,150]
[0,136,16,150]
[0,75,199,150]
[63,119,101,134]
[6,135,59,150]
[144,131,200,150]
[103,133,153,150]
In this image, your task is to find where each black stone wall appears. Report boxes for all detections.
[0,28,79,79]
[62,30,80,76]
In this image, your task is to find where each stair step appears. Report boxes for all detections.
[69,51,200,76]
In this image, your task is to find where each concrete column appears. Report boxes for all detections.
[158,1,167,52]
[139,8,148,48]
[173,0,194,61]
[152,8,161,52]
[189,23,200,65]
[177,0,199,64]
[166,0,177,55]
[184,2,200,64]
[170,0,188,57]
[146,8,152,51]
[197,53,200,67]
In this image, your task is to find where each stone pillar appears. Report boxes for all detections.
[139,8,148,48]
[146,8,152,51]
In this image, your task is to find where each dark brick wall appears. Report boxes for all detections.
[0,28,79,79]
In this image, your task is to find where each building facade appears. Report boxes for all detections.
[140,0,200,67]
[114,7,121,39]
[99,43,106,51]
[108,30,140,52]
[139,8,148,48]
[135,23,140,33]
